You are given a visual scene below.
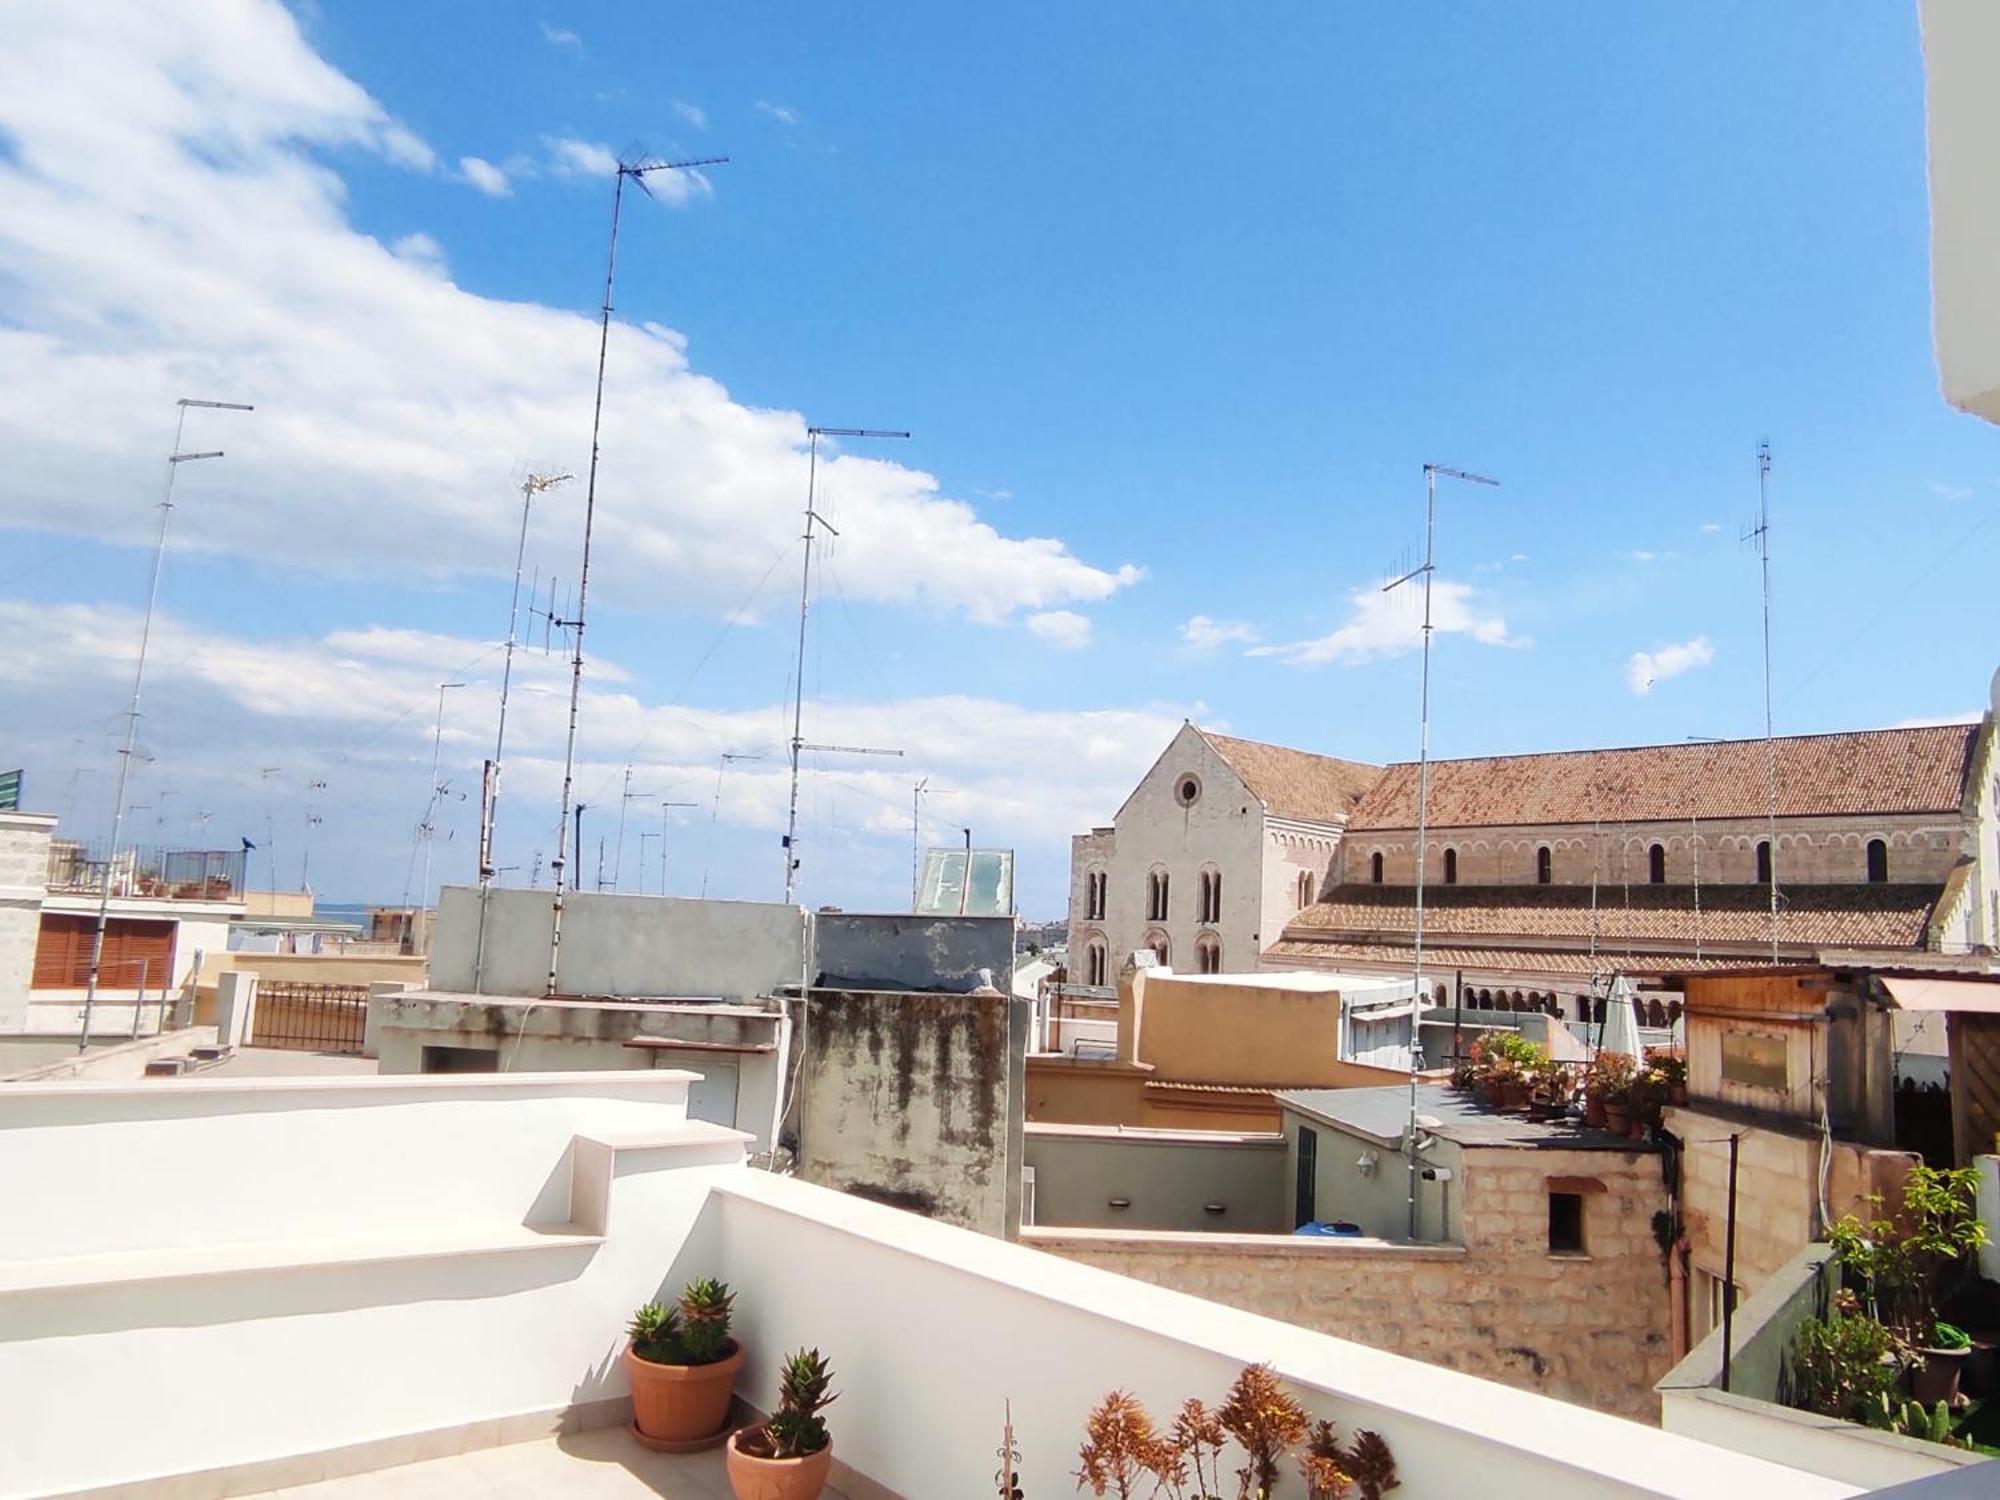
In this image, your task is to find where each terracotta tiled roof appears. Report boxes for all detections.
[1285,881,1942,953]
[1262,938,1781,978]
[1197,729,1380,824]
[1346,725,1979,830]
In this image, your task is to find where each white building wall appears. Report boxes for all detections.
[1261,818,1344,957]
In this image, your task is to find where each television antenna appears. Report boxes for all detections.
[1382,460,1498,1238]
[701,751,764,897]
[81,397,251,1050]
[547,151,727,998]
[781,425,909,903]
[1743,441,1780,963]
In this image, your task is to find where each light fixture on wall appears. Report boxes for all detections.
[1356,1151,1378,1177]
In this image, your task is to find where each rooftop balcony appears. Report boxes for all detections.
[0,1070,1866,1499]
[44,840,247,903]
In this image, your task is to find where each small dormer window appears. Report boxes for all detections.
[1175,774,1202,807]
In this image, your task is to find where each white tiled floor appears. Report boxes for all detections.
[248,1428,850,1499]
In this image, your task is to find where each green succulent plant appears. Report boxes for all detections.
[626,1301,684,1365]
[677,1277,736,1367]
[762,1347,837,1459]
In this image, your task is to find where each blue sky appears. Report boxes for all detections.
[0,2,1994,917]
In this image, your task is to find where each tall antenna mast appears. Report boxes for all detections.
[546,152,725,998]
[912,776,930,910]
[702,751,763,898]
[474,470,570,991]
[1382,460,1498,1238]
[782,424,909,903]
[1747,441,1779,963]
[81,397,251,1049]
[406,682,464,912]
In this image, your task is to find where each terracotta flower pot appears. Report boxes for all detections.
[1912,1346,1968,1408]
[1584,1097,1608,1128]
[627,1341,744,1446]
[726,1429,833,1500]
[1603,1103,1629,1135]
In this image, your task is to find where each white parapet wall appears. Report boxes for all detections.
[681,1172,1860,1500]
[0,1070,748,1498]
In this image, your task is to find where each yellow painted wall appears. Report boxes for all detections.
[1130,970,1343,1085]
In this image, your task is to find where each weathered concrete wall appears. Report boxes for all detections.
[1024,1123,1286,1232]
[798,987,1026,1237]
[1025,1055,1283,1131]
[813,912,1014,993]
[1030,1141,1675,1423]
[430,886,807,1000]
[1668,1103,1914,1330]
[369,991,785,1149]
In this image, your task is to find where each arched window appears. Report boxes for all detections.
[1145,870,1171,922]
[1756,840,1772,885]
[1211,869,1223,919]
[1143,930,1170,968]
[1085,940,1107,987]
[1195,934,1221,974]
[1085,870,1106,921]
[1443,848,1458,885]
[1866,839,1888,884]
[1370,851,1384,884]
[1648,844,1666,885]
[1536,846,1552,884]
[1296,869,1312,909]
[1647,999,1668,1028]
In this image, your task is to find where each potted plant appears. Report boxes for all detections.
[727,1347,837,1500]
[627,1277,744,1450]
[1913,1320,1973,1407]
[1585,1052,1637,1134]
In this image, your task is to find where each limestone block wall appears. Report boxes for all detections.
[1029,1143,1673,1422]
[1669,1105,1915,1329]
[0,814,53,1034]
[1344,813,1964,889]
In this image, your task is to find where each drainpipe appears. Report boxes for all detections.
[1668,1235,1690,1363]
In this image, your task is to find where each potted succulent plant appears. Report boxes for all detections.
[727,1347,838,1500]
[627,1277,745,1450]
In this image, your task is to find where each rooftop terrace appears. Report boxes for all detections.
[0,1069,1862,1499]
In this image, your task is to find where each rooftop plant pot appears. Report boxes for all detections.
[627,1340,744,1448]
[1602,1101,1630,1135]
[1584,1097,1608,1129]
[1912,1345,1969,1409]
[726,1427,833,1500]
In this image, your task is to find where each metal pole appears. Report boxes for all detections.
[82,398,248,1051]
[659,800,696,896]
[550,167,628,993]
[1406,464,1435,1240]
[783,431,820,905]
[613,766,632,892]
[418,682,462,913]
[912,776,928,911]
[1755,443,1780,965]
[130,958,148,1039]
[1722,1133,1741,1392]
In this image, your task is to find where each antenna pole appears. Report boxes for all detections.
[1384,460,1498,1237]
[81,397,250,1050]
[1755,441,1780,964]
[912,776,930,910]
[611,765,633,892]
[782,424,909,903]
[660,799,697,895]
[546,153,725,996]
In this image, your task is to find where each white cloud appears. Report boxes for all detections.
[671,100,707,131]
[755,100,801,126]
[544,135,619,178]
[459,155,510,197]
[1248,579,1517,668]
[1180,615,1259,652]
[541,23,582,50]
[0,598,1183,911]
[1626,636,1714,695]
[1889,712,1981,728]
[1931,482,1974,501]
[1699,522,1722,534]
[1026,610,1091,650]
[390,232,446,274]
[1629,549,1659,563]
[0,4,1138,626]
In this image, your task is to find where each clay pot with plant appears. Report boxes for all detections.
[1914,1321,1973,1407]
[627,1278,745,1450]
[1585,1052,1638,1136]
[727,1347,837,1500]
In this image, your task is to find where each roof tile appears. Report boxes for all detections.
[1198,729,1380,824]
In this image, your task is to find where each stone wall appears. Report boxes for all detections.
[1343,812,1965,889]
[1030,1142,1674,1424]
[1668,1103,1914,1330]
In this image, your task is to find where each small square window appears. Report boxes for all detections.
[1549,1192,1585,1254]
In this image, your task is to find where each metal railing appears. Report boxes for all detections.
[45,842,246,901]
[249,981,370,1054]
